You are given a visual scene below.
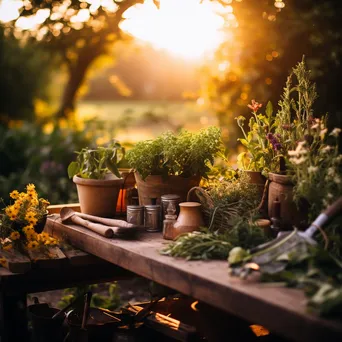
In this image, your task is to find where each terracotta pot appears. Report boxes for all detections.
[73,174,124,218]
[268,172,308,230]
[172,202,204,239]
[134,173,201,206]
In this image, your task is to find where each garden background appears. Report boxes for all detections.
[0,0,342,309]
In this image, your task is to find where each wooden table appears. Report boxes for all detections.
[46,215,342,342]
[0,241,133,342]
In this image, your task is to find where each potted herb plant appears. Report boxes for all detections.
[67,140,125,217]
[126,127,224,205]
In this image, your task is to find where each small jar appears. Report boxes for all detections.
[163,202,178,240]
[127,205,144,226]
[161,194,181,221]
[144,205,161,232]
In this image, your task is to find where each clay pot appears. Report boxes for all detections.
[134,173,201,206]
[268,172,308,230]
[173,202,204,239]
[73,174,124,218]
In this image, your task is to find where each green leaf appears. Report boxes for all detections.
[238,138,249,147]
[106,159,121,178]
[67,162,79,179]
[266,101,273,118]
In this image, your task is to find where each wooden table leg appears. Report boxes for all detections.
[0,292,28,342]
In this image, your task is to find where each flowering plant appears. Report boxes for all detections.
[288,123,342,220]
[235,100,281,176]
[0,184,58,253]
[235,58,324,176]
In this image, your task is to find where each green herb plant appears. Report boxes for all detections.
[67,140,125,179]
[194,170,260,231]
[125,126,224,180]
[161,218,268,261]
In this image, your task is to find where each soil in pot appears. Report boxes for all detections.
[73,174,124,218]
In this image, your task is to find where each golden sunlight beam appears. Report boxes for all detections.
[121,0,226,59]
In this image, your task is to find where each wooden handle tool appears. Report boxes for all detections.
[75,212,137,228]
[60,207,114,238]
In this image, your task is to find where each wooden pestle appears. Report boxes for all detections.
[60,207,114,238]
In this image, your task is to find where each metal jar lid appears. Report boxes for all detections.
[145,205,161,211]
[127,205,144,211]
[161,194,181,200]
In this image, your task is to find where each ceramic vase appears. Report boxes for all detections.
[172,202,204,239]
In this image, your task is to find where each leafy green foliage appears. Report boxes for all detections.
[236,101,278,174]
[161,218,268,261]
[194,170,260,231]
[58,282,121,311]
[126,126,224,180]
[0,119,117,204]
[0,25,53,123]
[260,248,342,317]
[67,140,125,179]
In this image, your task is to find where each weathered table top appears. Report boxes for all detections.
[46,215,342,342]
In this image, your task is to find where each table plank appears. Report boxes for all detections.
[46,215,342,342]
[0,249,31,273]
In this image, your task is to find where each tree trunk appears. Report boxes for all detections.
[56,50,99,118]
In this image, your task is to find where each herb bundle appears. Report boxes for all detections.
[161,218,268,260]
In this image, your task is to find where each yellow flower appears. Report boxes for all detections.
[26,231,38,241]
[27,241,39,249]
[10,231,20,241]
[45,237,58,246]
[40,199,50,207]
[13,203,21,211]
[5,206,13,216]
[3,244,12,251]
[25,211,36,221]
[28,217,38,226]
[31,198,39,206]
[0,258,6,266]
[9,213,17,221]
[10,190,19,199]
[26,183,36,192]
[22,225,34,234]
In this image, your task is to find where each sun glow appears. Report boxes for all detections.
[121,0,226,59]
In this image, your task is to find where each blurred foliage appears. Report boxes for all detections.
[0,24,52,124]
[58,282,121,311]
[8,0,159,117]
[202,0,342,148]
[0,119,118,205]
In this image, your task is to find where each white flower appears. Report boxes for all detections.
[288,141,307,157]
[321,145,333,153]
[290,156,307,165]
[330,128,341,138]
[308,166,318,173]
[327,193,334,199]
[320,128,328,138]
[335,155,342,163]
[327,167,335,177]
[334,176,341,184]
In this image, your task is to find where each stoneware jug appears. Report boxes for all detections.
[173,202,204,239]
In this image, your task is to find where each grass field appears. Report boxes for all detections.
[78,100,218,142]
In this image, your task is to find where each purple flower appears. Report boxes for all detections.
[266,132,282,151]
